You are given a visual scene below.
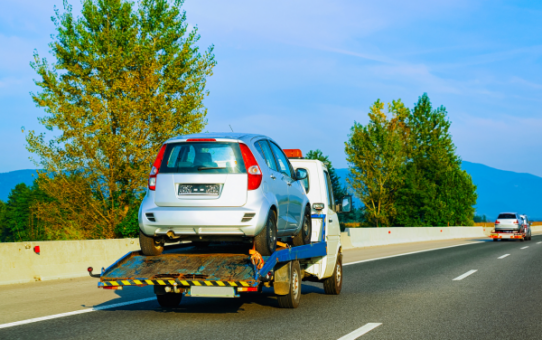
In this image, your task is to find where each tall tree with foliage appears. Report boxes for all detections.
[0,200,6,241]
[394,94,476,226]
[305,149,347,201]
[0,181,54,242]
[345,99,410,227]
[26,0,216,239]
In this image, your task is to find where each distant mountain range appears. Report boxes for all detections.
[1,161,541,220]
[336,161,542,221]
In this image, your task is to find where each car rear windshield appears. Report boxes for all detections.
[159,142,246,174]
[497,213,516,219]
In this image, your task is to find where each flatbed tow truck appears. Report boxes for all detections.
[93,151,351,308]
[489,229,526,241]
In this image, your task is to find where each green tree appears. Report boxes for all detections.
[26,0,216,239]
[305,149,347,202]
[0,200,6,241]
[395,94,476,226]
[345,99,410,227]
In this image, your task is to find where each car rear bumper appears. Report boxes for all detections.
[138,191,271,238]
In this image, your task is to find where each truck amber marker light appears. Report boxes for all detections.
[283,149,303,159]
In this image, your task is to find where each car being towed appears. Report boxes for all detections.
[138,132,312,256]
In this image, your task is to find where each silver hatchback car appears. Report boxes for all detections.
[138,133,311,256]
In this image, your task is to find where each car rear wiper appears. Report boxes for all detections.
[197,167,226,170]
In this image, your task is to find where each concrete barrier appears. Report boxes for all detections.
[0,238,140,286]
[342,225,542,249]
[2,225,541,286]
[344,227,487,249]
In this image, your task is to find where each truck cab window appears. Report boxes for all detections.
[323,170,335,211]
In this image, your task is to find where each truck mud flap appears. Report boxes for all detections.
[273,262,291,296]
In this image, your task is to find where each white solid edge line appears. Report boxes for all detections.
[537,242,542,244]
[521,246,529,249]
[0,297,155,330]
[344,241,484,267]
[337,323,382,340]
[453,269,478,281]
[498,254,510,259]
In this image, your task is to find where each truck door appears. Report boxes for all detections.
[323,170,341,278]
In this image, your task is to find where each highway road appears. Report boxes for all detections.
[1,236,541,339]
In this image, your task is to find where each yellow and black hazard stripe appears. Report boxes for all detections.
[101,279,253,287]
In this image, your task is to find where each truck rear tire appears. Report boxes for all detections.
[156,293,182,308]
[293,207,312,247]
[323,256,342,295]
[255,210,277,256]
[140,231,164,256]
[277,261,301,308]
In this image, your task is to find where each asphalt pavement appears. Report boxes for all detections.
[1,236,541,339]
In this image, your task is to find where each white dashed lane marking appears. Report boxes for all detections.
[521,246,529,249]
[498,254,510,259]
[453,270,478,281]
[337,323,383,340]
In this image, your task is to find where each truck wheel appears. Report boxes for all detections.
[140,231,164,256]
[277,261,301,308]
[293,207,312,247]
[156,293,182,308]
[323,256,342,295]
[255,210,277,256]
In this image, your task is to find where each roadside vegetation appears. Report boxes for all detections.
[345,94,477,227]
[1,0,215,242]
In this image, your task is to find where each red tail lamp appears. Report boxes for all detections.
[34,245,40,254]
[239,143,262,190]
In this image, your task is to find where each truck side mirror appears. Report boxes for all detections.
[341,196,352,213]
[295,169,308,180]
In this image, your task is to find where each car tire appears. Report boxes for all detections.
[255,210,277,256]
[323,256,343,295]
[492,239,498,242]
[140,231,164,256]
[156,293,182,308]
[277,261,301,308]
[293,206,312,247]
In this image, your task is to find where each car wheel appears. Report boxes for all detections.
[140,231,164,256]
[293,206,312,247]
[255,210,277,256]
[156,293,182,308]
[323,255,343,295]
[492,239,498,242]
[277,261,301,308]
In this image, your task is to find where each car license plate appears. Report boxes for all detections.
[178,184,221,196]
[188,286,236,298]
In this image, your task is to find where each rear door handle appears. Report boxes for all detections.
[270,174,276,180]
[287,181,292,186]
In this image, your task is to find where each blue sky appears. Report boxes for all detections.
[1,0,541,176]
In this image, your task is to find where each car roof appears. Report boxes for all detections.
[498,212,518,215]
[165,132,268,143]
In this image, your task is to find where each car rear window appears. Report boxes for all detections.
[497,213,516,219]
[159,142,246,174]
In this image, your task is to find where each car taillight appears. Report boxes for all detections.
[148,144,167,191]
[495,221,500,224]
[513,220,518,224]
[239,144,262,190]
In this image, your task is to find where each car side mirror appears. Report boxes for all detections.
[295,169,308,181]
[340,196,352,213]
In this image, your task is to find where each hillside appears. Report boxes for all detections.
[335,161,542,220]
